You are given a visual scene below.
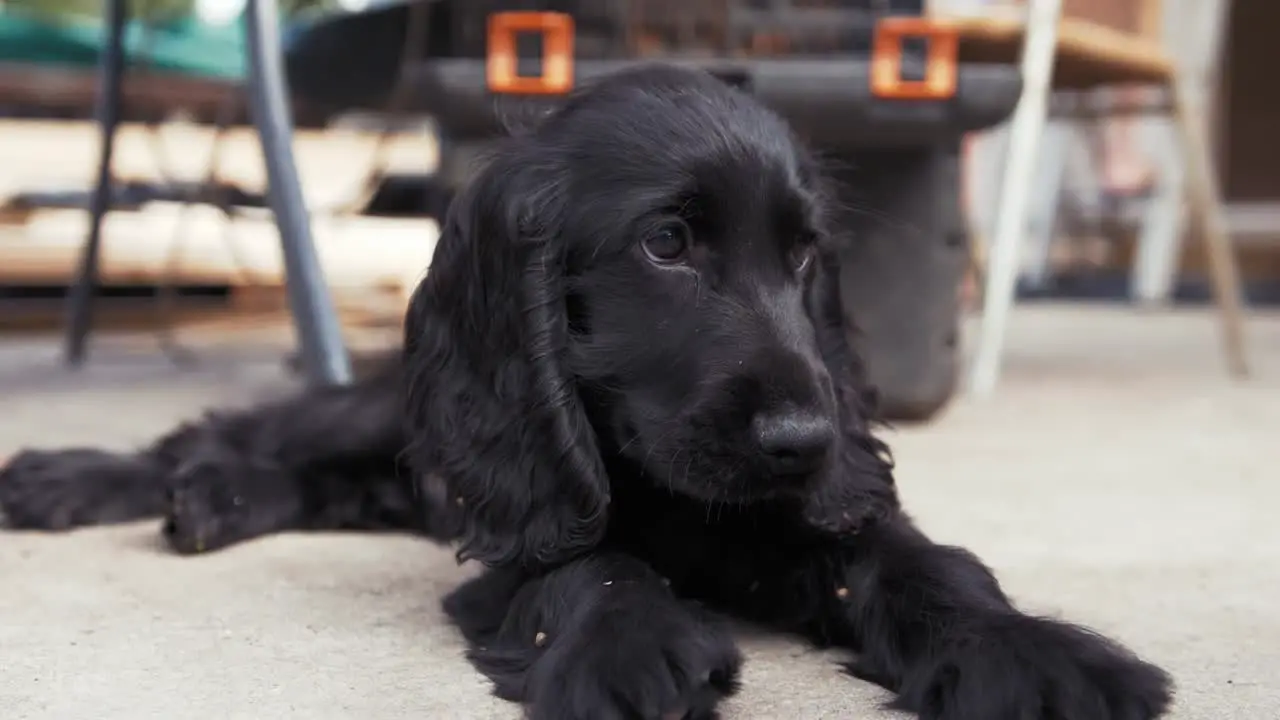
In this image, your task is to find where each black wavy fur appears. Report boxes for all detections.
[1,65,1172,720]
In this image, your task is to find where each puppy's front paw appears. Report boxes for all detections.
[885,612,1173,720]
[161,457,298,555]
[0,449,162,530]
[528,601,742,720]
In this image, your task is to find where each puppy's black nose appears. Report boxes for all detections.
[752,411,834,477]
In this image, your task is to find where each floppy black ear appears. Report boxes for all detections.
[801,237,902,535]
[402,142,608,571]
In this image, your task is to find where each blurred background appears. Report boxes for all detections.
[0,0,1275,412]
[0,3,1276,719]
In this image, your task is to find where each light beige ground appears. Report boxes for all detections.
[1,305,1278,719]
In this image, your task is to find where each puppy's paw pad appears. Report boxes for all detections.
[530,608,742,720]
[0,450,107,530]
[895,614,1174,720]
[162,464,234,554]
[1,449,165,531]
[160,458,288,555]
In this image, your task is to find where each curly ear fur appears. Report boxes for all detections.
[801,197,901,535]
[403,140,608,571]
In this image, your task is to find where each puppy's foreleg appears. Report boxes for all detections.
[1,365,429,554]
[443,552,742,720]
[0,447,168,530]
[814,514,1173,719]
[153,376,423,554]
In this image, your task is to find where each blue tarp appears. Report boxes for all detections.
[0,9,247,79]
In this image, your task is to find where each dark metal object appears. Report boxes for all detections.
[63,0,127,366]
[243,0,352,386]
[68,0,351,387]
[408,58,1021,152]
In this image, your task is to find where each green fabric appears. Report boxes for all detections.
[0,9,246,79]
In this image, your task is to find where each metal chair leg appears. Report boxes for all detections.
[969,0,1064,396]
[243,0,352,386]
[64,0,127,366]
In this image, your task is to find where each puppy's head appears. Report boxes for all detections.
[556,71,840,503]
[405,65,896,570]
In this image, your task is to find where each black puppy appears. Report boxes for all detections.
[0,65,1172,720]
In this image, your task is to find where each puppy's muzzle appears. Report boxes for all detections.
[751,410,834,479]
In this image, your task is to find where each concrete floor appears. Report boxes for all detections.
[1,305,1277,719]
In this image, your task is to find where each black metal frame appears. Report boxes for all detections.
[66,0,353,387]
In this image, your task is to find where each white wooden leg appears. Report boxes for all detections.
[964,125,1010,248]
[1130,115,1186,306]
[1022,119,1071,288]
[968,0,1064,396]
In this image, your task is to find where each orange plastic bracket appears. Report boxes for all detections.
[870,17,959,100]
[486,12,575,96]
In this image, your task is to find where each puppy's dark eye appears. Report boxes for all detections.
[790,242,816,273]
[642,222,691,265]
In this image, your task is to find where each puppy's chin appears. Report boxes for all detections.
[662,462,826,506]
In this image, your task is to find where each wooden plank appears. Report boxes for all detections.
[0,119,438,213]
[1137,0,1164,39]
[0,63,240,119]
[0,292,405,336]
[939,15,1173,88]
[0,289,282,334]
[0,202,439,299]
